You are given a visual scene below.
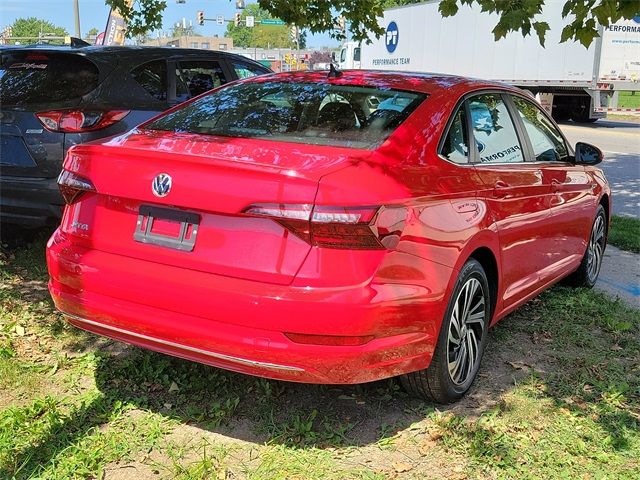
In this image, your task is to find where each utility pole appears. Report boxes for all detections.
[290,25,300,71]
[73,0,81,38]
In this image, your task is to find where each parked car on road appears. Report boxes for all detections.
[0,45,270,228]
[46,71,611,403]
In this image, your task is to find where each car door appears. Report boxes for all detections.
[468,92,553,309]
[509,94,596,277]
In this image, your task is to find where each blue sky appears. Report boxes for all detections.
[0,0,339,48]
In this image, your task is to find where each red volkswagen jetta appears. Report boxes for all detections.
[47,71,610,403]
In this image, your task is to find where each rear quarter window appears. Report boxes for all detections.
[130,60,167,102]
[0,52,99,105]
[232,61,270,79]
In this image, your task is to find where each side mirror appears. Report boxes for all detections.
[574,142,603,165]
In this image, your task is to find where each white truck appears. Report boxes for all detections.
[338,0,640,122]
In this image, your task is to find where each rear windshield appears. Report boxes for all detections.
[0,52,99,106]
[144,81,427,149]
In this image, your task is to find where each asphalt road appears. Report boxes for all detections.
[558,118,639,305]
[559,118,640,218]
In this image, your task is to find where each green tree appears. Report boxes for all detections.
[298,30,307,49]
[250,25,290,48]
[84,27,100,43]
[437,0,640,47]
[225,3,299,48]
[105,0,640,47]
[9,17,68,44]
[170,22,200,38]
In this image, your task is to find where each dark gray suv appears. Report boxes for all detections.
[0,46,271,228]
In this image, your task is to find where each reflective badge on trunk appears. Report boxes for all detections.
[152,173,172,197]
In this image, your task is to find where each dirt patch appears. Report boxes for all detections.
[450,325,555,419]
[102,461,161,480]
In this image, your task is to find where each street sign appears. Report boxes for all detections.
[245,16,255,28]
[216,15,224,26]
[260,19,285,25]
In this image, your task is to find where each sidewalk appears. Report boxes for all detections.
[596,245,640,308]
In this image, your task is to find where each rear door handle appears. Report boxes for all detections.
[492,181,510,199]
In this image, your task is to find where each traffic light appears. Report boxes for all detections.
[235,0,245,8]
[197,11,204,26]
[234,13,241,27]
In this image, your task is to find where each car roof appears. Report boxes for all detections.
[250,69,518,96]
[0,45,268,69]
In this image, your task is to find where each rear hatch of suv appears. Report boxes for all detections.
[0,49,108,178]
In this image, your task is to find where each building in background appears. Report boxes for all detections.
[143,35,234,51]
[141,35,332,72]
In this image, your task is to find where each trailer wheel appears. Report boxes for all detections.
[552,108,571,122]
[571,97,597,123]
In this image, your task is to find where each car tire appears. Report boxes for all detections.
[565,205,607,288]
[575,117,598,124]
[400,259,490,403]
[571,98,597,123]
[552,108,571,122]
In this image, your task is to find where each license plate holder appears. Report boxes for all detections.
[134,205,200,252]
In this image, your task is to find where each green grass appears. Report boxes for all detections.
[246,446,384,480]
[617,91,640,109]
[0,236,638,478]
[0,393,171,479]
[434,287,640,479]
[609,215,640,253]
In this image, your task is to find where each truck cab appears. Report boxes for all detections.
[338,42,361,70]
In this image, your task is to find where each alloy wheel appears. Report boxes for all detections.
[586,214,605,283]
[447,277,487,386]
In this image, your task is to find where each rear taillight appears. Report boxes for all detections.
[36,109,130,133]
[243,203,387,250]
[57,170,95,204]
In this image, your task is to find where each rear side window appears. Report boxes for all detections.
[469,94,524,164]
[232,61,269,79]
[0,52,99,105]
[145,81,427,149]
[131,60,167,102]
[440,107,469,164]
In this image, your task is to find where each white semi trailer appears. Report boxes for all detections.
[338,0,640,122]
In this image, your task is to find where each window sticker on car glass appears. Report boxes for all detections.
[9,63,48,70]
[470,103,495,132]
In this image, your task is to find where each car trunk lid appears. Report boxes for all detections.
[60,130,369,285]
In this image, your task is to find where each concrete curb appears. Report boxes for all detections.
[596,244,640,308]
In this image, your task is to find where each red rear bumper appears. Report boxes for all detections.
[47,229,451,384]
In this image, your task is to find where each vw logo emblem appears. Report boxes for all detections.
[152,173,172,197]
